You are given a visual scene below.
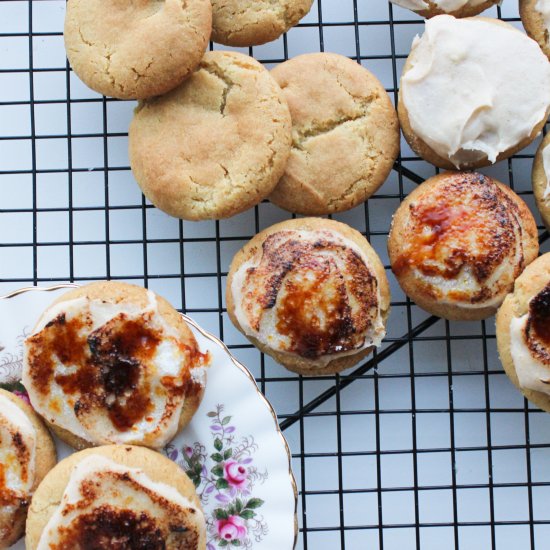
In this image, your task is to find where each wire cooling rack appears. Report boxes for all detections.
[2,1,550,549]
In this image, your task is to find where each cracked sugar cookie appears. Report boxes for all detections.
[226,218,390,375]
[129,51,292,221]
[211,0,313,46]
[64,0,212,100]
[26,445,206,550]
[269,53,400,215]
[390,0,499,18]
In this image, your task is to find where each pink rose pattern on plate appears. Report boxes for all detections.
[165,404,268,549]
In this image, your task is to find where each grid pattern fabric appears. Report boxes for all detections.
[1,1,550,549]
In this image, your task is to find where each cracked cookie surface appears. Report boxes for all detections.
[211,0,313,46]
[129,51,292,221]
[64,0,212,100]
[269,53,400,215]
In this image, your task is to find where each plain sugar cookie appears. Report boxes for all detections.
[129,51,292,221]
[211,0,313,46]
[64,0,212,99]
[269,53,400,215]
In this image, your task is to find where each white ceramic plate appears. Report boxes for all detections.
[0,285,297,550]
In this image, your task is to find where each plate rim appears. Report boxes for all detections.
[0,283,298,549]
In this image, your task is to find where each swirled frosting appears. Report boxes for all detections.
[391,173,529,308]
[401,15,550,168]
[23,291,207,448]
[391,0,486,12]
[510,283,550,396]
[37,455,205,550]
[232,229,385,365]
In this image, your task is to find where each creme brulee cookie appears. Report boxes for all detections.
[0,389,56,549]
[129,51,292,221]
[388,172,539,321]
[390,0,499,18]
[520,0,550,60]
[532,132,550,230]
[269,53,400,215]
[26,445,206,550]
[64,0,212,99]
[226,218,390,375]
[22,282,208,450]
[496,253,550,412]
[211,0,313,46]
[399,16,550,170]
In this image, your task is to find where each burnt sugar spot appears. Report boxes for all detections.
[525,283,550,365]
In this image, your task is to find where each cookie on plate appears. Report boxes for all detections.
[129,51,292,221]
[496,253,550,412]
[399,15,550,170]
[388,172,539,321]
[23,281,207,450]
[64,0,212,99]
[390,0,499,18]
[211,0,313,46]
[520,0,550,60]
[269,53,400,215]
[226,218,390,375]
[0,388,56,549]
[26,445,206,550]
[532,132,550,230]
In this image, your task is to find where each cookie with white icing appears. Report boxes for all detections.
[23,282,207,450]
[399,16,550,170]
[520,0,550,60]
[388,172,539,320]
[391,0,499,18]
[226,218,390,375]
[26,445,206,550]
[0,388,56,549]
[532,132,550,230]
[496,253,550,412]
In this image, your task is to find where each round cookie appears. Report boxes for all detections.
[388,172,539,321]
[532,132,550,230]
[390,0,499,18]
[269,53,400,215]
[226,218,391,375]
[520,0,550,60]
[26,445,205,550]
[23,281,206,451]
[129,51,292,221]
[0,388,57,549]
[496,253,550,412]
[64,0,212,100]
[211,0,313,46]
[398,16,550,170]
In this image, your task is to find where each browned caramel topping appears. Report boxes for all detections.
[525,283,550,365]
[241,231,378,359]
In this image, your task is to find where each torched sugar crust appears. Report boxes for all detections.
[226,217,390,375]
[388,172,539,320]
[26,445,205,550]
[23,282,206,450]
[0,389,56,549]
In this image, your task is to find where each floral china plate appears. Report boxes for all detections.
[0,285,297,550]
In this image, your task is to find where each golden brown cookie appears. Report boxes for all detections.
[0,388,56,549]
[388,172,539,321]
[26,445,206,550]
[226,217,390,375]
[129,51,292,221]
[398,16,550,170]
[64,0,212,99]
[268,53,400,215]
[211,0,313,46]
[23,281,206,450]
[496,253,550,412]
[520,0,550,60]
[391,0,499,18]
[532,132,550,230]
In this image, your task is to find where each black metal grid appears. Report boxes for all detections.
[2,1,550,549]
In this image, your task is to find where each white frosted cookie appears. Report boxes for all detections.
[532,129,550,230]
[226,218,390,375]
[399,16,550,170]
[391,0,499,17]
[23,282,207,450]
[520,0,550,60]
